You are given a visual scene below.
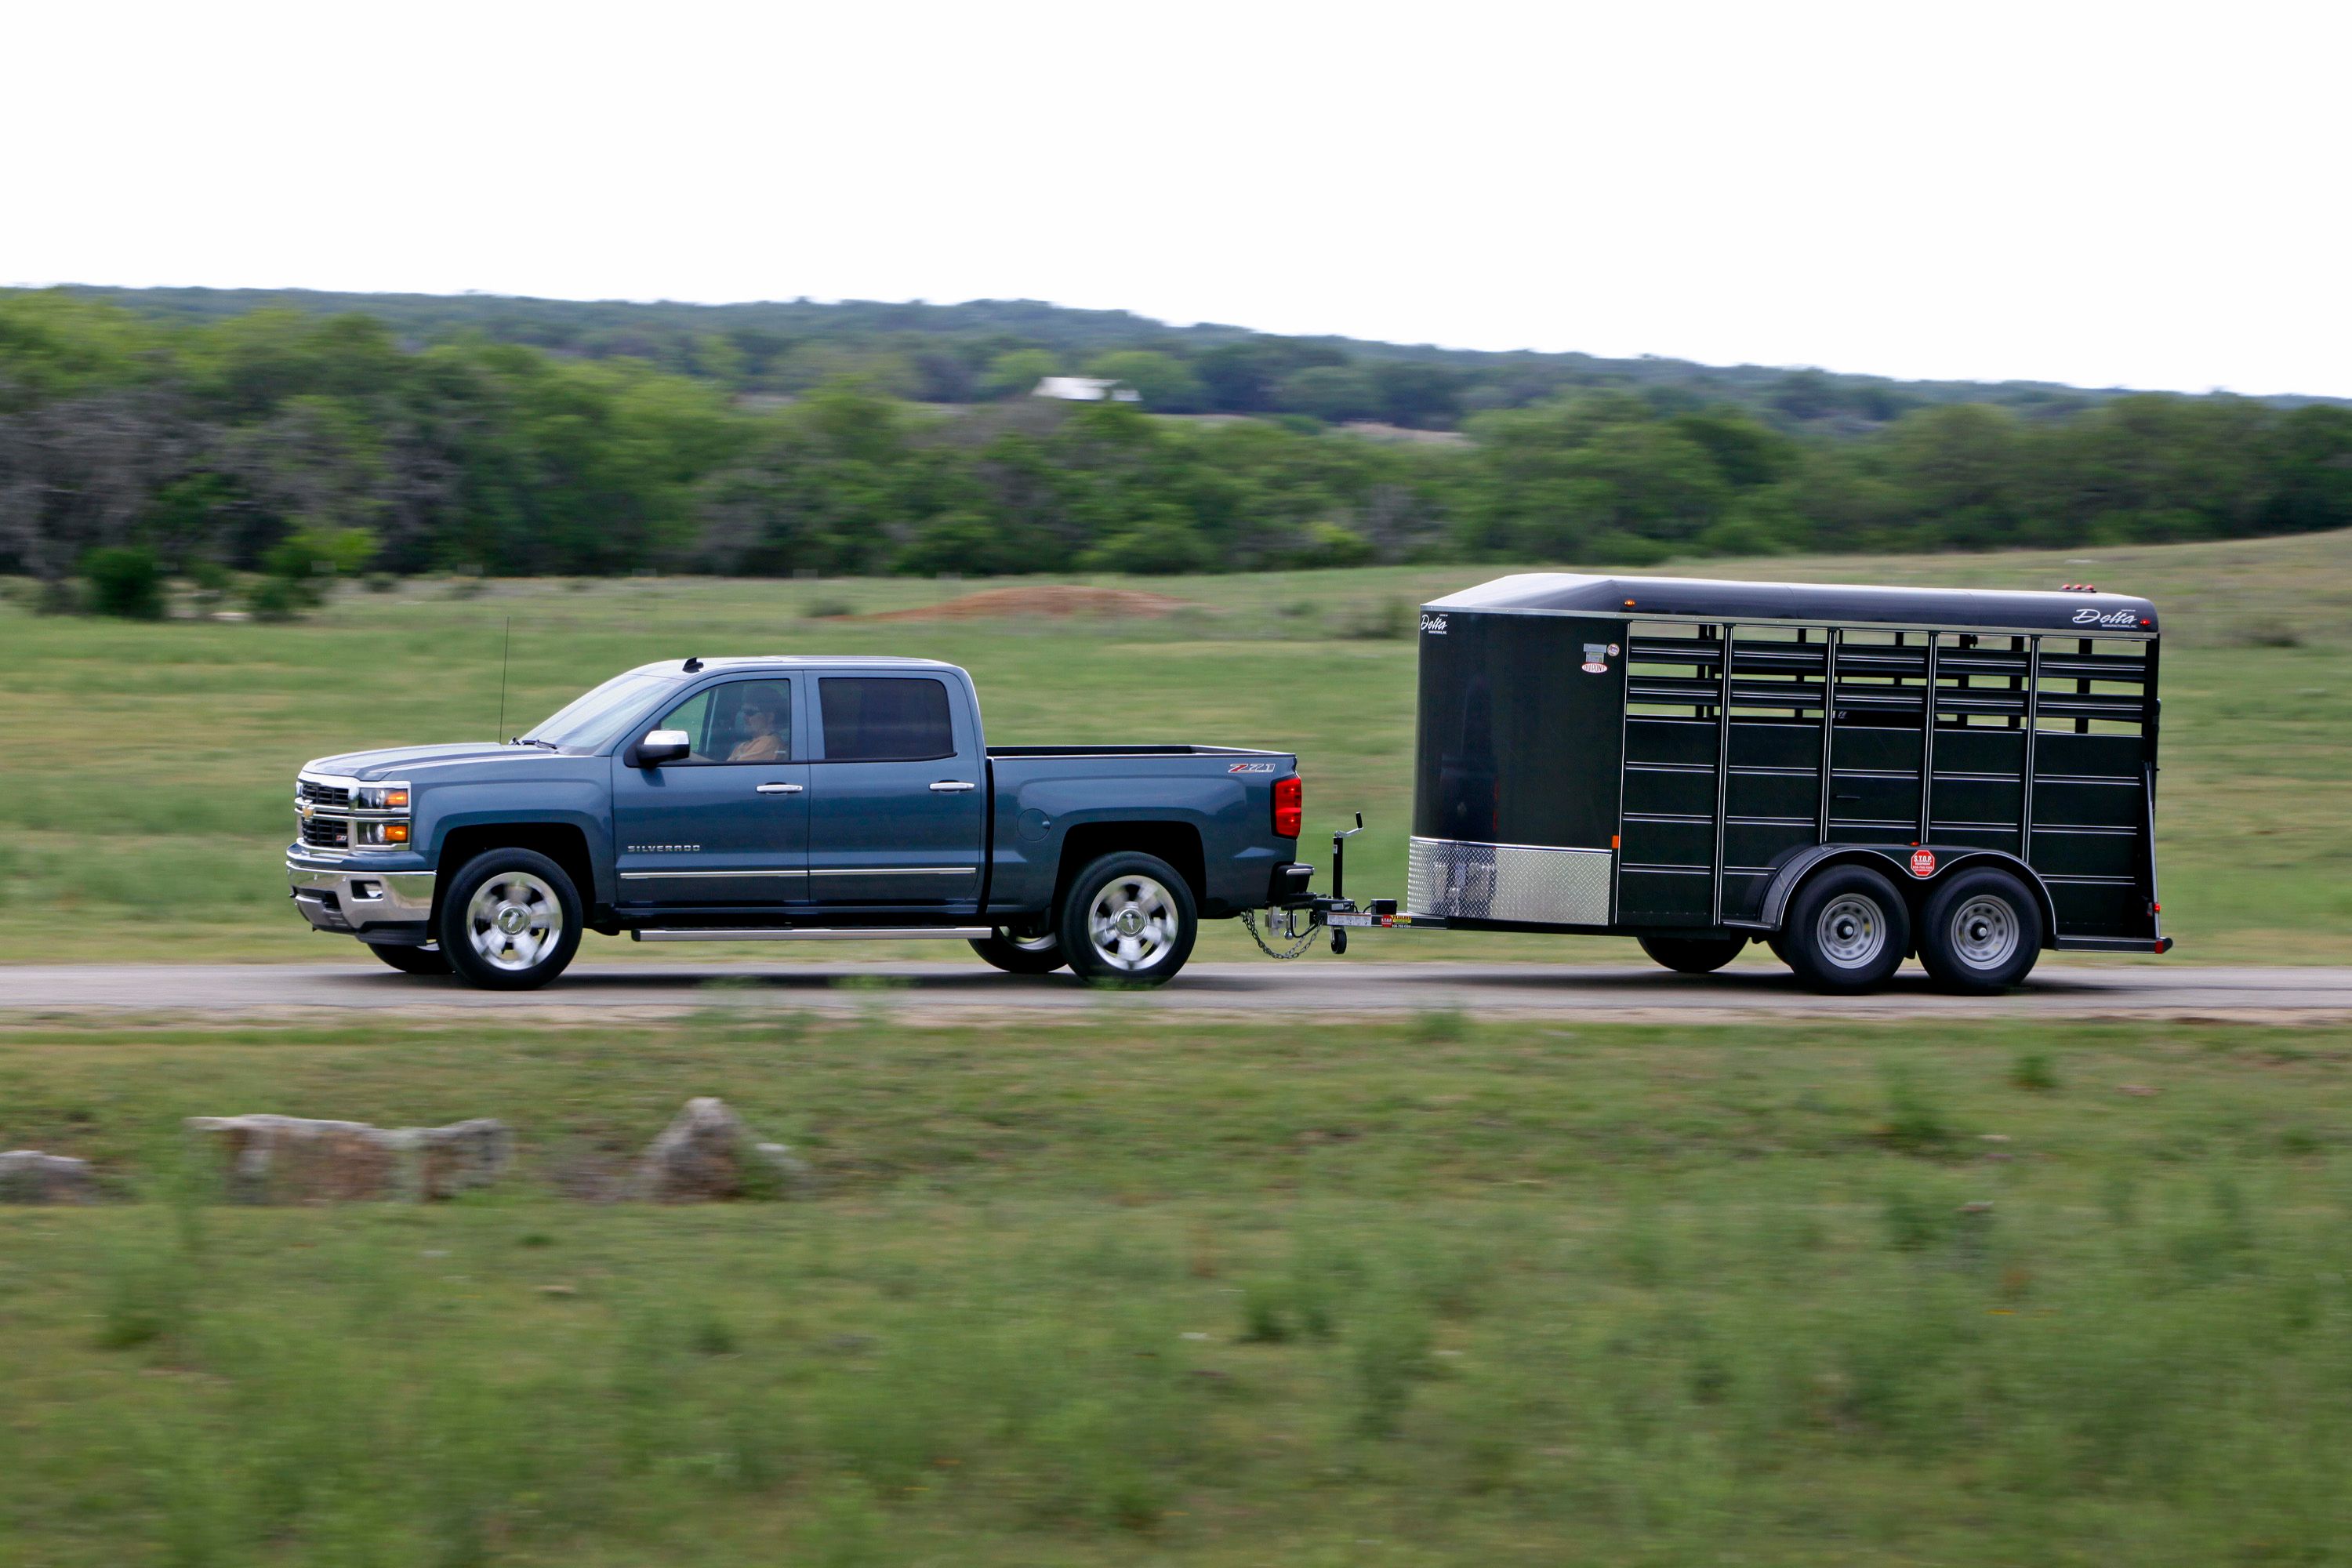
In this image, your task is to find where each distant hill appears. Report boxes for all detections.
[39,285,2343,432]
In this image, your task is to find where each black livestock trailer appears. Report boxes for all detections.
[1311,572,2169,993]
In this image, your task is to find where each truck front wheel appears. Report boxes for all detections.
[437,848,583,991]
[968,928,1068,975]
[1058,852,1197,987]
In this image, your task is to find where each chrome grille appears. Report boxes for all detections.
[1407,836,1613,925]
[299,816,350,849]
[297,780,350,809]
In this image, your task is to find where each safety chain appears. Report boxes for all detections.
[1240,907,1323,960]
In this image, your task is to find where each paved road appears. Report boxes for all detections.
[4,961,2350,1023]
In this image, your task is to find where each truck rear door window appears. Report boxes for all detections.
[819,677,954,761]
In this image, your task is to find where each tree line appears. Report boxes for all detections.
[64,284,2348,434]
[3,291,2349,609]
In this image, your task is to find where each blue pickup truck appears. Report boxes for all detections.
[286,656,1309,989]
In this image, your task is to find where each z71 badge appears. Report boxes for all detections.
[1227,761,1277,774]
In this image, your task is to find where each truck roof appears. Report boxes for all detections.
[1427,573,2159,636]
[622,655,964,677]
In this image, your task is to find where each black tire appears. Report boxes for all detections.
[967,928,1069,975]
[1636,932,1748,975]
[436,848,583,991]
[1917,868,2043,993]
[365,942,451,976]
[1056,851,1198,987]
[1783,865,1911,994]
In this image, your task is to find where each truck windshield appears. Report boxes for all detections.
[521,672,681,751]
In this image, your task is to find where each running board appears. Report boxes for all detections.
[630,927,992,942]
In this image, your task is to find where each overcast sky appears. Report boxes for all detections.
[9,1,2344,396]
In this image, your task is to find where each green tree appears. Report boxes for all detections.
[1279,365,1378,424]
[982,348,1061,400]
[1083,350,1206,411]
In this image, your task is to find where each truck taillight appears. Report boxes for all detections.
[1274,775,1302,838]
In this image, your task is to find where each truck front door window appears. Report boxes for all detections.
[654,681,793,764]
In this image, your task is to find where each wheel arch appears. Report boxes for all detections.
[1051,822,1207,916]
[1759,845,2056,948]
[432,822,601,924]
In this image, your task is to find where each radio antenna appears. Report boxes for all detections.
[496,618,512,742]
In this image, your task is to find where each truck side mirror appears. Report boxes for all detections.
[638,728,691,766]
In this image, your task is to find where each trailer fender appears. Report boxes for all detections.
[1758,845,2059,948]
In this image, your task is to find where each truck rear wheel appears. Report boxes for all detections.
[437,848,583,991]
[968,928,1068,975]
[1058,852,1197,987]
[366,942,450,977]
[1784,865,1910,994]
[1918,868,2043,993]
[1637,933,1748,974]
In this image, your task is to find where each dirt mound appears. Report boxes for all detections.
[862,585,1197,622]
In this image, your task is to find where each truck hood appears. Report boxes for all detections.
[301,742,583,782]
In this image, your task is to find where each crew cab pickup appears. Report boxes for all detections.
[286,657,1309,989]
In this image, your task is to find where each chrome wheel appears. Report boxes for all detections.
[1816,894,1887,969]
[465,871,563,972]
[1086,873,1178,972]
[1948,895,2019,970]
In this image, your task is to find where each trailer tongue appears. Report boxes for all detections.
[1274,572,2170,994]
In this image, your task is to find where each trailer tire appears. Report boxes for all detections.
[437,848,583,991]
[1058,851,1197,987]
[1918,868,2043,993]
[1636,933,1748,974]
[366,942,451,976]
[1784,865,1910,993]
[968,928,1069,975]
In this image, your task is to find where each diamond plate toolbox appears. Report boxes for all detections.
[1406,836,1613,925]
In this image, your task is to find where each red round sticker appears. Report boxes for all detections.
[1909,848,1936,878]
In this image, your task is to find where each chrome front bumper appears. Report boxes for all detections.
[287,858,437,935]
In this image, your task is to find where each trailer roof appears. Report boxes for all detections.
[1426,573,2158,635]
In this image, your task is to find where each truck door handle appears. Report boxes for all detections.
[930,780,976,793]
[755,782,804,795]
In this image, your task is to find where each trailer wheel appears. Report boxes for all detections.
[1784,865,1910,993]
[365,942,450,976]
[1918,868,2043,993]
[1058,852,1197,987]
[1636,933,1748,974]
[967,928,1068,975]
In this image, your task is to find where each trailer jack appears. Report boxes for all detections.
[1245,813,1410,959]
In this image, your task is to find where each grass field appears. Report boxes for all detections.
[5,1009,2351,1564]
[5,529,2351,964]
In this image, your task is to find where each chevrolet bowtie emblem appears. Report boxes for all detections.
[299,803,314,818]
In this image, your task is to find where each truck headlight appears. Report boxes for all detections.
[357,821,411,846]
[356,786,410,809]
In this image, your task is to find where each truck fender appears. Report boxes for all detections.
[426,807,615,909]
[1758,844,2057,948]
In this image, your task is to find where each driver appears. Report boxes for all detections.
[728,684,788,762]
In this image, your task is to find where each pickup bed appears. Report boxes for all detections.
[286,656,1309,989]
